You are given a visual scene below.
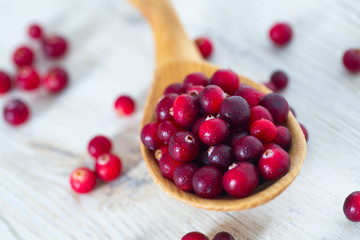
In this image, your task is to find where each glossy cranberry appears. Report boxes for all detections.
[173,94,200,128]
[12,46,34,67]
[196,150,209,166]
[174,162,199,192]
[258,148,290,181]
[192,116,207,138]
[210,69,239,95]
[249,105,273,126]
[234,85,264,107]
[273,126,291,150]
[28,24,42,39]
[199,118,229,146]
[199,85,225,114]
[186,85,205,98]
[219,96,250,129]
[207,144,235,172]
[228,131,248,148]
[158,120,183,144]
[183,72,208,91]
[169,131,199,162]
[95,153,122,182]
[163,83,184,95]
[299,122,309,142]
[270,70,288,90]
[159,152,182,180]
[269,22,292,45]
[250,119,277,143]
[141,122,162,150]
[263,143,282,152]
[195,37,213,59]
[114,95,135,116]
[42,35,68,58]
[3,99,30,126]
[223,162,259,198]
[264,82,277,92]
[192,166,223,198]
[155,93,178,122]
[43,67,68,93]
[234,136,263,162]
[16,66,40,90]
[88,135,112,158]
[154,145,168,161]
[69,167,96,193]
[343,49,360,73]
[213,232,235,240]
[0,71,12,94]
[259,93,289,125]
[343,191,360,222]
[182,231,209,240]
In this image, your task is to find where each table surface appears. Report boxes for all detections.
[1,0,360,239]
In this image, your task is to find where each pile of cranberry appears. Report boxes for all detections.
[0,23,68,126]
[182,231,235,240]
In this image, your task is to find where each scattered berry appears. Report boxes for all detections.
[114,95,135,116]
[343,49,360,73]
[88,135,112,158]
[343,191,360,222]
[269,22,292,45]
[95,153,122,182]
[213,232,235,240]
[70,167,96,193]
[43,67,68,93]
[195,37,213,59]
[270,70,288,90]
[182,231,209,240]
[0,71,12,94]
[13,46,34,67]
[16,66,40,90]
[28,24,43,39]
[42,34,68,58]
[3,99,30,125]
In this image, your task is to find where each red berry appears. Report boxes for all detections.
[95,153,122,182]
[88,135,112,158]
[43,67,68,93]
[259,93,289,125]
[343,49,360,73]
[199,118,229,146]
[219,96,250,129]
[234,136,263,162]
[70,167,96,193]
[12,46,34,67]
[228,131,248,148]
[159,152,182,180]
[183,72,208,91]
[234,85,264,107]
[0,71,12,94]
[157,120,183,144]
[195,37,213,59]
[250,119,277,143]
[173,94,200,128]
[163,83,184,95]
[141,122,163,150]
[273,126,292,150]
[182,231,209,240]
[192,166,223,199]
[263,143,282,152]
[257,148,290,181]
[169,131,200,162]
[207,144,235,172]
[42,35,68,58]
[3,99,30,126]
[199,85,225,114]
[210,69,239,95]
[269,22,292,45]
[248,105,273,126]
[28,24,42,39]
[343,191,360,222]
[299,122,309,142]
[154,145,168,161]
[270,71,289,90]
[155,93,178,122]
[173,162,199,192]
[213,232,235,240]
[186,85,205,98]
[16,66,40,90]
[114,95,135,116]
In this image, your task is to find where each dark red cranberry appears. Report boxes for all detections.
[182,231,209,240]
[114,95,135,116]
[88,135,112,158]
[343,191,360,222]
[299,122,309,142]
[155,93,178,122]
[159,152,182,180]
[199,85,225,114]
[186,85,205,97]
[264,82,277,92]
[141,122,162,150]
[213,231,235,240]
[69,167,96,194]
[234,85,264,107]
[259,93,289,125]
[173,94,200,128]
[28,24,42,39]
[207,144,235,172]
[169,131,199,162]
[43,67,68,93]
[12,46,34,67]
[3,99,30,126]
[199,118,229,146]
[0,71,12,94]
[249,105,273,126]
[219,96,250,129]
[250,119,277,143]
[173,162,199,192]
[195,37,213,59]
[270,71,288,90]
[258,148,290,180]
[192,116,207,138]
[42,35,68,58]
[196,150,209,166]
[273,126,291,150]
[16,66,40,90]
[228,131,248,148]
[157,120,183,144]
[263,143,282,152]
[183,72,208,90]
[163,83,184,95]
[234,136,263,162]
[223,162,259,198]
[210,69,239,95]
[269,22,292,45]
[343,49,360,73]
[192,166,223,198]
[95,153,122,182]
[154,145,168,161]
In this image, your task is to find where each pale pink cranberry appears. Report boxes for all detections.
[28,24,43,39]
[114,95,135,116]
[343,49,360,73]
[343,191,360,222]
[183,72,208,90]
[16,66,40,90]
[199,85,225,114]
[269,22,292,45]
[195,37,213,59]
[95,153,122,182]
[258,148,290,181]
[199,118,229,146]
[42,34,68,58]
[173,94,200,128]
[159,152,182,180]
[70,167,96,193]
[210,69,239,95]
[3,99,30,126]
[88,135,112,158]
[0,71,12,94]
[234,85,264,107]
[43,67,68,93]
[250,119,277,143]
[12,46,34,67]
[182,231,209,240]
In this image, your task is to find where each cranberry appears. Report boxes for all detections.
[250,119,277,143]
[154,145,168,161]
[141,122,163,150]
[173,94,200,128]
[169,131,199,162]
[157,120,183,144]
[3,99,30,126]
[43,67,68,93]
[264,82,277,92]
[173,162,199,192]
[234,85,264,107]
[69,167,96,194]
[183,72,208,91]
[0,71,12,94]
[207,144,235,172]
[163,83,184,95]
[192,116,207,138]
[263,143,282,152]
[12,46,34,67]
[159,152,182,180]
[299,122,309,142]
[195,37,213,59]
[343,191,360,222]
[88,135,112,158]
[42,35,68,58]
[269,22,292,45]
[199,85,225,114]
[343,49,360,73]
[223,162,259,198]
[196,150,209,166]
[219,96,250,129]
[210,69,239,95]
[186,85,205,98]
[249,106,273,126]
[16,66,40,90]
[28,24,42,39]
[258,148,290,181]
[95,153,122,182]
[228,131,248,148]
[259,93,289,125]
[192,166,223,198]
[270,70,288,90]
[199,118,229,146]
[273,126,291,150]
[182,231,209,240]
[114,95,135,116]
[155,93,178,122]
[234,136,263,162]
[213,232,235,240]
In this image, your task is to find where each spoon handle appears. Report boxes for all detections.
[128,0,203,67]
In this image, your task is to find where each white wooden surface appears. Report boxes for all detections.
[1,0,360,239]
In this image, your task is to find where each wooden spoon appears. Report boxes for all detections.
[129,0,307,211]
